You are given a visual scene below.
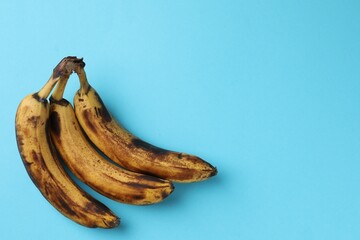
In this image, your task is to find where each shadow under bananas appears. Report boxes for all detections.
[164,174,222,207]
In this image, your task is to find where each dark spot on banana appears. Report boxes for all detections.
[78,98,84,102]
[209,167,218,177]
[103,173,160,190]
[172,168,197,181]
[94,107,99,118]
[177,153,183,159]
[103,123,115,134]
[103,217,120,228]
[45,121,62,157]
[49,96,70,106]
[84,201,108,215]
[31,150,47,170]
[82,110,97,133]
[138,174,169,184]
[49,111,61,136]
[132,138,170,155]
[126,181,167,190]
[74,125,78,131]
[99,107,111,122]
[93,90,112,122]
[56,196,77,216]
[47,183,79,216]
[161,189,171,199]
[23,128,30,136]
[130,194,146,201]
[32,93,48,104]
[43,181,52,196]
[28,116,40,128]
[31,150,39,162]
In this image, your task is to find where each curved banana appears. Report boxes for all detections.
[15,57,119,228]
[73,62,217,183]
[49,77,174,205]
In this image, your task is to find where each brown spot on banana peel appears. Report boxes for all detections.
[30,150,48,172]
[82,110,98,134]
[27,116,40,128]
[94,107,99,118]
[49,96,70,106]
[102,172,172,190]
[131,138,170,155]
[125,181,169,190]
[49,111,61,137]
[92,90,112,122]
[45,121,66,173]
[94,178,147,203]
[209,166,218,177]
[77,84,91,96]
[31,150,40,163]
[161,190,171,200]
[44,182,90,223]
[32,93,47,104]
[84,201,108,216]
[130,194,148,201]
[137,174,171,184]
[54,193,78,217]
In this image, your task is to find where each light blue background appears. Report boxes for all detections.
[1,1,359,239]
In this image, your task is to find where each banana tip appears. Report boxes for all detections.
[210,167,218,177]
[170,182,175,193]
[103,216,120,228]
[161,181,175,201]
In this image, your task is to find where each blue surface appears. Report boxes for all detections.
[1,1,360,239]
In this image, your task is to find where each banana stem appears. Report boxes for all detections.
[51,77,69,101]
[37,75,60,99]
[38,56,85,99]
[74,66,90,93]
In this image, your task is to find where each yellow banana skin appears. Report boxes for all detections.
[73,64,217,183]
[49,79,174,205]
[15,58,119,228]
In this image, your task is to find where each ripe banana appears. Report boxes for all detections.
[73,62,217,182]
[49,77,174,205]
[15,57,119,228]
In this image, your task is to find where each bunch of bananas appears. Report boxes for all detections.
[15,57,217,228]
